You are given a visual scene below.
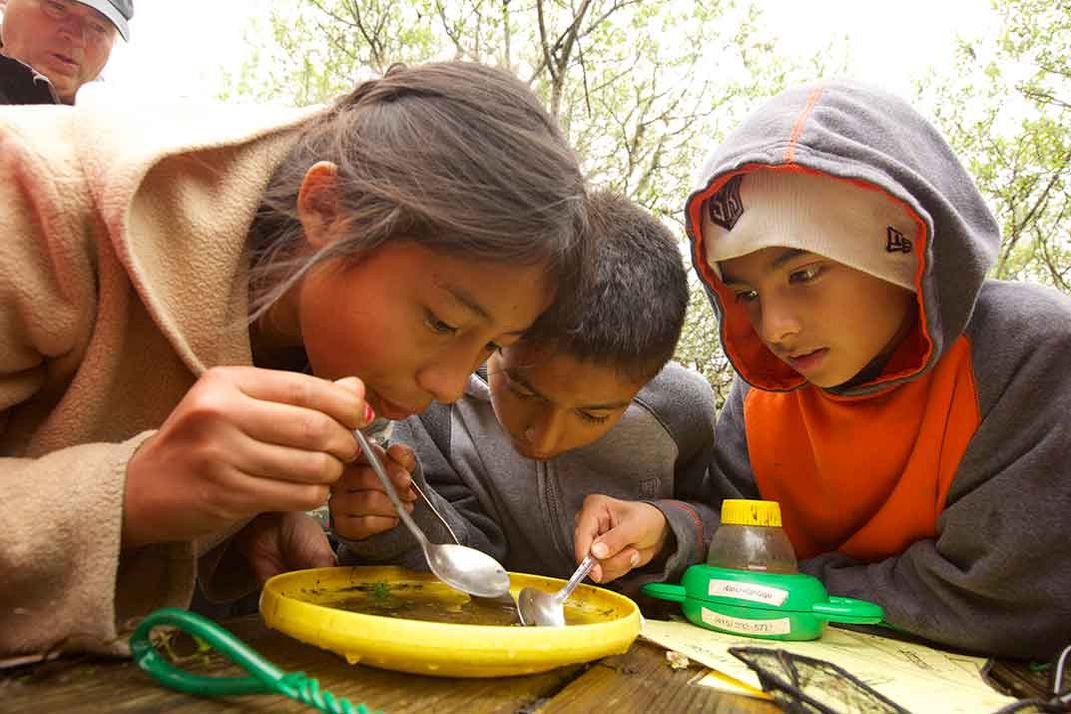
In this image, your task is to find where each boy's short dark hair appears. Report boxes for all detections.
[524,190,689,382]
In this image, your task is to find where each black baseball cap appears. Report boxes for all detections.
[74,0,133,41]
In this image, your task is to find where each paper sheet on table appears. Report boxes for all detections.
[641,618,1015,713]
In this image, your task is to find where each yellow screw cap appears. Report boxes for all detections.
[720,499,782,527]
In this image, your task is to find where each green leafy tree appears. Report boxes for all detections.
[222,0,821,404]
[919,0,1070,290]
[222,1,1071,403]
[218,1,440,105]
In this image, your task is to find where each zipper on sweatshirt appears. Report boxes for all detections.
[538,461,575,568]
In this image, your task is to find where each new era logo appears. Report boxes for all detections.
[886,226,912,253]
[707,175,744,230]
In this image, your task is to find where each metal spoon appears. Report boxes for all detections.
[407,479,522,620]
[517,555,597,627]
[353,429,511,599]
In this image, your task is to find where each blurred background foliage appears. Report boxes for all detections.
[221,0,1069,406]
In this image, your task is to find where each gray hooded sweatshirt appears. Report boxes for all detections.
[685,80,1071,659]
[339,362,720,592]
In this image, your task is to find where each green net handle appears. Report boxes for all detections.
[130,607,378,714]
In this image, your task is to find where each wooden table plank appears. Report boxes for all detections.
[0,616,780,712]
[983,658,1052,702]
[5,612,1034,713]
[534,639,778,714]
[0,616,585,713]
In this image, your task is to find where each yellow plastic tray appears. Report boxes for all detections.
[260,565,641,678]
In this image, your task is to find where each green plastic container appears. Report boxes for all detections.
[642,564,884,641]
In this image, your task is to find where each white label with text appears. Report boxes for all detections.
[700,607,792,636]
[707,579,789,606]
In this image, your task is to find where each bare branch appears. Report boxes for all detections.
[309,0,389,69]
[316,18,360,64]
[578,0,643,40]
[435,0,466,59]
[1020,85,1071,110]
[1032,59,1071,82]
[1012,151,1071,247]
[536,0,558,84]
[502,0,512,69]
[554,0,595,73]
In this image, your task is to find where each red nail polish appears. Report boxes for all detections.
[363,403,375,424]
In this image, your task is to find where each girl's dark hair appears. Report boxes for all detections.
[247,61,588,320]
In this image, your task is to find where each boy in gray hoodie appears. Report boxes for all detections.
[670,81,1068,658]
[331,191,720,589]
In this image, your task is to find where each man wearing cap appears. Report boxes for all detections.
[0,0,133,105]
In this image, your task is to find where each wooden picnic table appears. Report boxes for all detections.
[0,614,1048,713]
[0,614,780,713]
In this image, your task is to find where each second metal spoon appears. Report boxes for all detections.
[517,555,597,627]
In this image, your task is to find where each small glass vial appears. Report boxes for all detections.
[706,499,798,574]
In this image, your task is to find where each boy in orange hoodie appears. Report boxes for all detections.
[679,81,1071,659]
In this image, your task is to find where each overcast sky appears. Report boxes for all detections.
[103,0,999,102]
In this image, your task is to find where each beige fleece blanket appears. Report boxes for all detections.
[0,87,320,657]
